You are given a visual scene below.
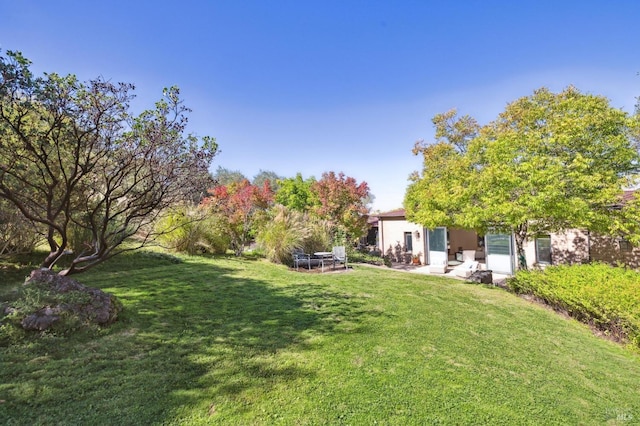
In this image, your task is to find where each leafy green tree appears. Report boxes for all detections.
[0,50,217,275]
[274,173,318,212]
[406,86,640,269]
[430,108,479,153]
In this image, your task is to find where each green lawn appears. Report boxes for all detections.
[1,251,639,425]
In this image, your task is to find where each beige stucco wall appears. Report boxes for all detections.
[378,218,640,270]
[590,235,640,268]
[448,229,480,254]
[522,229,590,269]
[378,218,425,264]
[378,219,484,265]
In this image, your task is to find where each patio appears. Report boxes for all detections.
[386,261,508,286]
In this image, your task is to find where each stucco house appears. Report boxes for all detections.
[373,208,638,275]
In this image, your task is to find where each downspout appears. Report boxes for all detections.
[379,218,385,259]
[424,227,429,265]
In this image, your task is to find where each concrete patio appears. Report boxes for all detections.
[387,262,509,286]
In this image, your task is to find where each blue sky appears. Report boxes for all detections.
[1,1,639,211]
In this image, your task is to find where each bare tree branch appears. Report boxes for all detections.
[0,50,218,275]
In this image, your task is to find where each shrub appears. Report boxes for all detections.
[347,249,387,267]
[256,206,334,265]
[303,219,332,254]
[507,263,640,348]
[256,206,308,265]
[0,199,42,257]
[155,205,230,255]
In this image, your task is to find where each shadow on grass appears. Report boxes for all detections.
[0,252,373,424]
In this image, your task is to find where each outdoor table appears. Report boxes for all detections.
[314,251,333,272]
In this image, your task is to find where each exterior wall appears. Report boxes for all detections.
[378,214,640,271]
[378,218,481,266]
[590,235,640,269]
[523,238,537,269]
[522,229,590,269]
[378,217,425,264]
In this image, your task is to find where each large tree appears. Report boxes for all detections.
[252,169,282,193]
[274,173,318,213]
[0,50,217,275]
[201,179,273,256]
[211,166,247,187]
[406,86,640,268]
[312,171,371,242]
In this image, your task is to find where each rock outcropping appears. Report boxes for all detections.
[18,269,121,331]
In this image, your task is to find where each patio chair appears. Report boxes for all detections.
[429,259,447,274]
[332,246,347,269]
[453,260,479,278]
[292,249,312,271]
[462,250,476,261]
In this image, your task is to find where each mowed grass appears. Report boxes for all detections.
[1,251,640,425]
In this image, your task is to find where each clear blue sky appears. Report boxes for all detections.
[1,1,639,211]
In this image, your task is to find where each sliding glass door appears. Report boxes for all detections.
[485,233,514,275]
[427,227,448,269]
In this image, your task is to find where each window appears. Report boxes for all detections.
[486,234,511,256]
[619,239,633,252]
[428,227,447,252]
[404,232,413,252]
[535,235,552,264]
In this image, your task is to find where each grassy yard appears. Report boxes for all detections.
[1,251,639,425]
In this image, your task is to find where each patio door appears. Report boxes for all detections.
[427,227,448,268]
[485,233,514,275]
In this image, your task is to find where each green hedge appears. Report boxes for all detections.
[507,263,640,348]
[348,247,390,267]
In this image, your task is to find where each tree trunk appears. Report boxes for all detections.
[513,224,528,271]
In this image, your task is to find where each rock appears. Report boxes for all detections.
[18,269,121,332]
[21,307,61,331]
[468,270,493,284]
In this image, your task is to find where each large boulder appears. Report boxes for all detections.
[19,269,121,331]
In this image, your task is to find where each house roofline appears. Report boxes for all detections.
[375,208,406,219]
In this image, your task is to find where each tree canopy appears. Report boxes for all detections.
[0,50,217,275]
[252,169,282,193]
[201,179,273,256]
[406,86,640,267]
[312,171,371,242]
[274,173,318,212]
[211,166,247,187]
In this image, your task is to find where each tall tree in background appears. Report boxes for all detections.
[252,169,283,193]
[211,166,247,187]
[312,171,371,242]
[201,179,273,256]
[0,50,217,275]
[274,173,318,212]
[406,86,640,269]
